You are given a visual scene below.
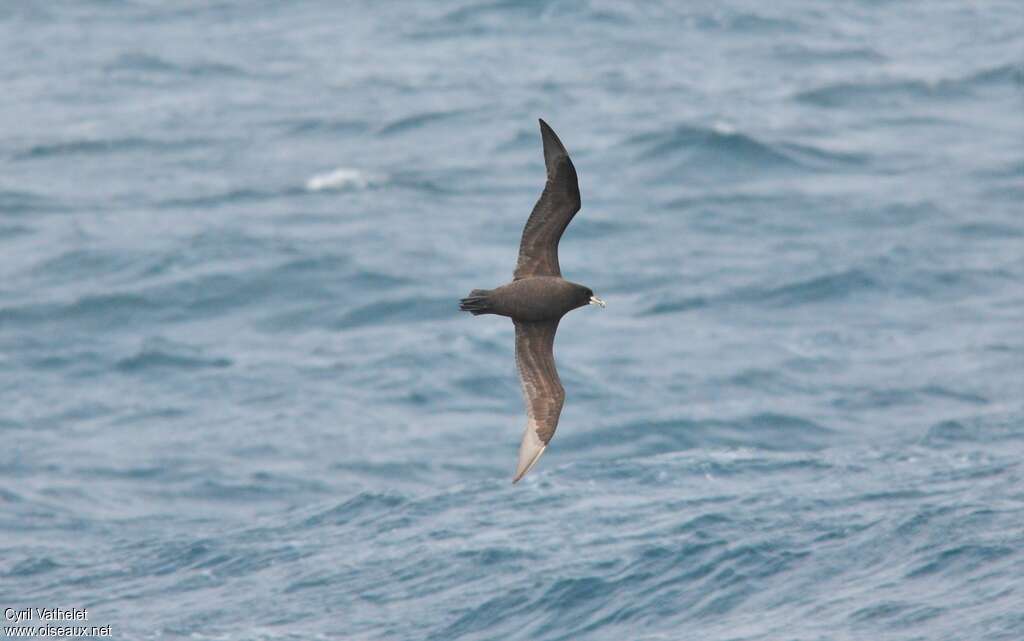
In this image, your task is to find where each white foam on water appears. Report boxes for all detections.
[711,120,737,135]
[305,167,379,191]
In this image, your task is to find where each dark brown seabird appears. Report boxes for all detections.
[460,119,605,483]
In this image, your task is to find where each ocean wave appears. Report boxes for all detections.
[0,293,160,329]
[723,368,806,394]
[4,557,61,578]
[905,544,1014,579]
[438,0,551,28]
[833,386,988,412]
[258,272,415,331]
[753,269,879,307]
[388,171,459,194]
[378,110,469,137]
[648,269,877,314]
[35,248,141,281]
[796,79,961,107]
[954,221,1024,239]
[0,189,60,214]
[849,602,945,625]
[922,413,1024,448]
[648,262,1014,315]
[964,62,1024,88]
[631,123,865,174]
[634,123,796,166]
[0,224,32,240]
[796,64,1023,108]
[776,141,869,169]
[105,52,249,78]
[693,11,802,34]
[773,43,886,63]
[115,338,232,373]
[559,413,833,458]
[439,535,810,639]
[156,187,287,209]
[31,231,303,290]
[303,492,407,528]
[181,476,324,503]
[77,464,182,481]
[0,257,407,332]
[334,296,457,330]
[281,117,370,136]
[13,136,207,160]
[305,167,381,192]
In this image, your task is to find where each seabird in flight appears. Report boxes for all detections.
[460,119,605,483]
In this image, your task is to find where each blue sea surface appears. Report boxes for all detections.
[2,1,1023,639]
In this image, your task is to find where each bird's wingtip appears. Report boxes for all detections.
[512,424,548,483]
[537,118,570,178]
[512,447,546,483]
[538,118,558,140]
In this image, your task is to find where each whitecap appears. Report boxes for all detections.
[304,167,380,192]
[711,120,737,135]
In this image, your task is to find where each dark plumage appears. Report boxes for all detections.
[460,119,605,483]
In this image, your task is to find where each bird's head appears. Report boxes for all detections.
[575,285,606,310]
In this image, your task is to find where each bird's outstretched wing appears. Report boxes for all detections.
[512,319,564,482]
[513,119,582,280]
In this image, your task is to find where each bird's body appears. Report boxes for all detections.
[462,277,592,322]
[460,119,604,483]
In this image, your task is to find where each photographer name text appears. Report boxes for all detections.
[4,608,89,624]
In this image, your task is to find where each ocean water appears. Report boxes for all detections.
[1,1,1023,639]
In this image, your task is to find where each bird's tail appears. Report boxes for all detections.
[459,289,495,315]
